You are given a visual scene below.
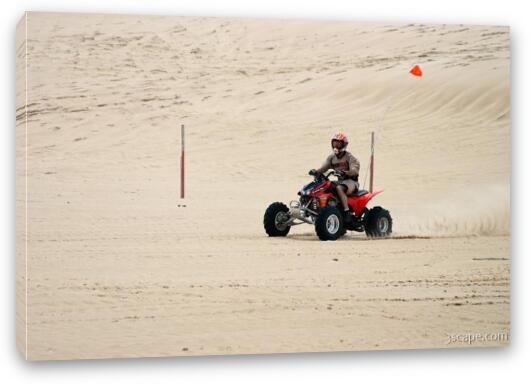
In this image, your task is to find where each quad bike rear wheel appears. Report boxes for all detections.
[315,206,344,241]
[264,202,291,237]
[365,206,392,237]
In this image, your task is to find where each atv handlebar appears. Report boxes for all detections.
[308,169,342,181]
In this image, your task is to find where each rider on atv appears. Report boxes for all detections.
[309,132,360,223]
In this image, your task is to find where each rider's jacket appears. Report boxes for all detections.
[317,151,360,182]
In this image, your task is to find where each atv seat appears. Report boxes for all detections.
[351,189,369,197]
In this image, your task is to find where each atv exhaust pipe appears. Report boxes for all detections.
[288,201,315,225]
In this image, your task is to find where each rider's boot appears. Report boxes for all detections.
[343,208,353,225]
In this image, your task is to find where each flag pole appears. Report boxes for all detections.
[369,131,374,193]
[369,65,421,193]
[180,124,185,199]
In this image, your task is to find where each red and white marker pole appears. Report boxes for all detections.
[369,131,375,193]
[180,124,185,199]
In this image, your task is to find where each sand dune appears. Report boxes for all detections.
[16,12,509,360]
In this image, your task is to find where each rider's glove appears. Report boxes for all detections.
[309,169,317,176]
[338,170,347,178]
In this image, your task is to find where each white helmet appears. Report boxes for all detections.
[331,132,349,155]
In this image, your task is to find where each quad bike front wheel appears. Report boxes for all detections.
[315,206,344,241]
[365,206,393,237]
[264,202,291,237]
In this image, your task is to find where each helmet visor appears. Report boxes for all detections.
[332,139,345,150]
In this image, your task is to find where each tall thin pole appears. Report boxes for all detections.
[369,132,374,193]
[180,124,185,199]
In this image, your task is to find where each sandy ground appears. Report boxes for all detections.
[16,12,510,360]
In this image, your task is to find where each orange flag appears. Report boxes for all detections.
[409,64,423,77]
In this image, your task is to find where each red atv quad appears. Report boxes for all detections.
[263,170,392,241]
